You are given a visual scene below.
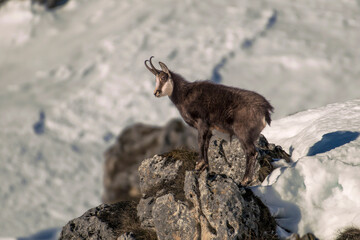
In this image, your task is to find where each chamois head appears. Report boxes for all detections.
[145,56,174,98]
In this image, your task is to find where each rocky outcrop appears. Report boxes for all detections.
[59,201,157,240]
[136,135,289,240]
[138,169,278,239]
[208,134,290,186]
[103,119,197,203]
[61,122,291,240]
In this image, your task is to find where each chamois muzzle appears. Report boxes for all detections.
[154,90,161,97]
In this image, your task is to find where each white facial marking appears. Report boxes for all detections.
[161,79,174,96]
[154,75,173,97]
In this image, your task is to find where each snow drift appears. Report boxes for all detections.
[254,99,360,239]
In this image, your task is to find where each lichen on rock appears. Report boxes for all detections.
[136,136,283,239]
[59,201,157,240]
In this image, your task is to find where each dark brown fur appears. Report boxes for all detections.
[146,58,273,185]
[168,72,273,184]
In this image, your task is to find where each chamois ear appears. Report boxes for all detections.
[159,62,171,76]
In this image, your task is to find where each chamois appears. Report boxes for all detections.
[145,56,273,185]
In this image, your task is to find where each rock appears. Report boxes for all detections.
[138,169,278,239]
[152,194,199,240]
[138,150,198,199]
[192,171,277,240]
[137,149,198,228]
[137,138,282,240]
[118,232,137,240]
[208,135,290,186]
[198,173,263,238]
[207,137,248,186]
[59,201,156,240]
[62,132,289,240]
[103,119,197,203]
[136,196,156,228]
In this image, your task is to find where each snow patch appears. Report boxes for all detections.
[254,99,360,239]
[0,1,34,46]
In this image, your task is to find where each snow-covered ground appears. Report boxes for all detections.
[254,99,360,239]
[0,0,359,238]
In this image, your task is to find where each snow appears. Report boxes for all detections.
[0,1,34,46]
[0,0,359,239]
[253,99,360,239]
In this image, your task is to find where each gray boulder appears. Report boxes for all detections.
[59,201,156,240]
[61,132,289,240]
[103,119,197,203]
[137,135,285,240]
[137,149,198,229]
[208,134,290,186]
[152,193,199,240]
[138,169,277,240]
[138,150,198,199]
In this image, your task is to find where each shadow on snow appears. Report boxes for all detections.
[307,131,360,156]
[18,227,61,240]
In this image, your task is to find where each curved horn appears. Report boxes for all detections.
[144,56,160,75]
[145,59,156,75]
[149,56,160,74]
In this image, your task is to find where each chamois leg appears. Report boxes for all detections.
[234,125,259,186]
[204,130,212,165]
[241,142,258,186]
[195,123,211,172]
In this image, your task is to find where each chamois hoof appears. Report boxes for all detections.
[241,177,253,187]
[241,176,258,187]
[195,160,209,173]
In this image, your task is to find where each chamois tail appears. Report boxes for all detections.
[265,103,274,126]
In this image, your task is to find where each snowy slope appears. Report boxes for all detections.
[0,0,359,238]
[253,99,360,239]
